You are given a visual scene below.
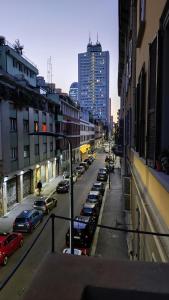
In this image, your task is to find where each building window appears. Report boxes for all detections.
[35,144,39,156]
[24,145,30,158]
[23,120,29,132]
[135,67,146,157]
[42,123,47,132]
[43,143,47,153]
[137,0,146,47]
[49,123,53,132]
[50,142,53,152]
[34,121,38,132]
[10,118,17,132]
[11,147,17,160]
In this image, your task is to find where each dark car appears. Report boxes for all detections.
[84,158,92,165]
[91,182,105,196]
[81,202,99,223]
[66,216,96,248]
[0,232,23,265]
[33,196,57,214]
[76,166,85,175]
[56,180,69,193]
[97,169,108,182]
[86,191,102,207]
[79,162,89,170]
[13,209,43,233]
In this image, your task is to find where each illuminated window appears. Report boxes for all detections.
[34,121,38,132]
[42,123,47,132]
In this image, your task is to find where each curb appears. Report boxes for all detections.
[90,182,108,256]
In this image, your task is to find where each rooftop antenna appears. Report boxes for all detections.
[89,32,92,44]
[97,32,99,44]
[47,56,52,84]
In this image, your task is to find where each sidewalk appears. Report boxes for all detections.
[93,160,129,260]
[0,175,63,232]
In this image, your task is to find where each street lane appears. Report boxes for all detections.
[0,153,106,300]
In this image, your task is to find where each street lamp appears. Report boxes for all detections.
[29,131,74,254]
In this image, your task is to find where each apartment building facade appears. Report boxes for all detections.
[118,0,169,262]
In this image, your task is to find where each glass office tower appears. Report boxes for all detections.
[78,40,109,125]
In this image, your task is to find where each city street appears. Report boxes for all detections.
[0,153,107,299]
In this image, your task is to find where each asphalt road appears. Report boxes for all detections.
[0,153,106,300]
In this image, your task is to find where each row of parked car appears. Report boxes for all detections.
[64,167,108,255]
[56,156,95,193]
[0,157,95,266]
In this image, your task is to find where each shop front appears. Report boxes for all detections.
[48,161,53,181]
[23,171,31,198]
[7,177,17,209]
[41,165,46,184]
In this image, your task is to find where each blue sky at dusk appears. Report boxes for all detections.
[1,0,119,120]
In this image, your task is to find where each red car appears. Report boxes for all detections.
[0,232,23,266]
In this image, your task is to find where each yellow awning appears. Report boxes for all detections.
[80,144,91,154]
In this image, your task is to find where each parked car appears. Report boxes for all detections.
[33,196,57,214]
[0,232,23,265]
[66,216,96,248]
[63,171,69,180]
[81,202,99,223]
[76,166,85,175]
[63,171,77,183]
[84,158,92,165]
[86,191,102,207]
[97,169,108,182]
[56,180,69,193]
[91,182,105,196]
[13,210,43,233]
[62,248,88,256]
[79,162,89,170]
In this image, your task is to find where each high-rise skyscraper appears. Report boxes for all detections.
[78,38,109,125]
[69,82,79,104]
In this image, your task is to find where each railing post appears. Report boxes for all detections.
[51,214,55,253]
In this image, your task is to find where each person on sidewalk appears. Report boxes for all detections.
[37,180,42,195]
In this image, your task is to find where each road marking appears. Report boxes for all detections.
[90,183,108,256]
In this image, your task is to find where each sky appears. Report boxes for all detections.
[1,0,120,121]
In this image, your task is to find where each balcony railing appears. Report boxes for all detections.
[1,214,169,291]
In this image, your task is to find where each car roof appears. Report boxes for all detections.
[16,209,35,218]
[83,203,95,209]
[93,182,102,186]
[89,191,100,196]
[63,248,82,255]
[74,216,90,229]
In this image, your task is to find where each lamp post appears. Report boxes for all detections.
[29,131,74,254]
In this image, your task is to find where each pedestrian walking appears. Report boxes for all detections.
[37,180,42,195]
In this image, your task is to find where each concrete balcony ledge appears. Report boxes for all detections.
[23,253,169,300]
[149,168,169,193]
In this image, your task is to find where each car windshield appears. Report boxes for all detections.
[34,201,44,206]
[83,207,92,214]
[59,182,66,186]
[99,169,106,173]
[88,194,97,199]
[15,218,28,223]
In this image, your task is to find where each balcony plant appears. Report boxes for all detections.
[159,149,169,174]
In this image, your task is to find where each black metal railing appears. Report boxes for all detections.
[1,213,169,290]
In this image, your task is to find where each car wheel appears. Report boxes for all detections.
[20,239,24,247]
[3,256,8,266]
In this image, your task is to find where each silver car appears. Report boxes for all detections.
[33,196,57,214]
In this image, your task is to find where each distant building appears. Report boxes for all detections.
[78,39,109,125]
[0,36,38,87]
[69,82,79,104]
